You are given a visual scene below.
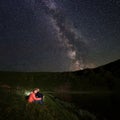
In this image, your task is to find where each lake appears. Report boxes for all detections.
[53,91,120,120]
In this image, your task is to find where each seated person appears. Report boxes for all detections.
[28,88,43,104]
[36,89,43,98]
[35,88,44,104]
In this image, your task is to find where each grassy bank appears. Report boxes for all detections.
[0,86,97,120]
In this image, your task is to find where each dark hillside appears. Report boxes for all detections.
[0,59,120,92]
[73,59,120,91]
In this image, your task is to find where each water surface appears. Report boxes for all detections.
[54,91,120,120]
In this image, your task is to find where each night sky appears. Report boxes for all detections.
[0,0,120,72]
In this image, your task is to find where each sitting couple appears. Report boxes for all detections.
[28,88,44,104]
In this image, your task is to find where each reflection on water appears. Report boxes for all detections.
[54,92,120,120]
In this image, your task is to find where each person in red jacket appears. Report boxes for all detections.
[28,88,42,104]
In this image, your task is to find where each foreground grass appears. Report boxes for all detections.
[0,87,97,120]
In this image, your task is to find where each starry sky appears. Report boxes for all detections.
[0,0,120,72]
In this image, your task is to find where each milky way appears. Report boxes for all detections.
[0,0,120,72]
[41,0,92,70]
